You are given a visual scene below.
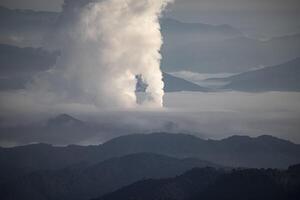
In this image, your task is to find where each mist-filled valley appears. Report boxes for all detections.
[0,0,300,199]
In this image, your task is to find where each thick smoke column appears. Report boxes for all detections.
[38,0,172,109]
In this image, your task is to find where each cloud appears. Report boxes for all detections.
[169,71,235,88]
[22,0,174,109]
[1,91,300,146]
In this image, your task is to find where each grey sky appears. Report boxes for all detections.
[1,0,299,37]
[170,0,300,12]
[0,0,64,11]
[166,0,300,37]
[1,0,299,12]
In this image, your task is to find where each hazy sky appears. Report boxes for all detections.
[171,0,300,11]
[1,0,299,37]
[166,0,300,37]
[0,0,64,11]
[1,0,299,12]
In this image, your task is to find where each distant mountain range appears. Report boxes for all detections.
[0,114,100,147]
[160,18,242,46]
[161,18,242,36]
[1,128,299,173]
[0,43,206,92]
[46,113,85,128]
[0,43,58,90]
[1,6,300,73]
[2,39,299,92]
[206,57,300,92]
[163,73,208,92]
[0,6,58,31]
[97,133,300,168]
[137,72,208,93]
[0,6,58,47]
[0,44,58,77]
[96,164,300,200]
[162,33,300,73]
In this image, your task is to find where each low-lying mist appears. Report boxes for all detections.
[0,91,299,147]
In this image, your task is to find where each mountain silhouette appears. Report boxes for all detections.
[1,6,300,73]
[0,153,219,200]
[1,132,299,180]
[95,164,300,200]
[136,73,208,93]
[46,114,85,128]
[162,33,300,73]
[210,57,300,92]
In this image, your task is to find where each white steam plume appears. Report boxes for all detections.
[31,0,172,109]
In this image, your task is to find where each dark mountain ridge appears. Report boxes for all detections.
[1,132,299,174]
[220,57,300,92]
[96,164,300,200]
[0,153,219,200]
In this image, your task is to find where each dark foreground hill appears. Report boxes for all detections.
[0,153,219,200]
[96,164,300,200]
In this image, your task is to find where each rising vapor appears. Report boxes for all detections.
[29,0,173,109]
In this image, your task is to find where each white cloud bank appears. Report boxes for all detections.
[1,91,300,146]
